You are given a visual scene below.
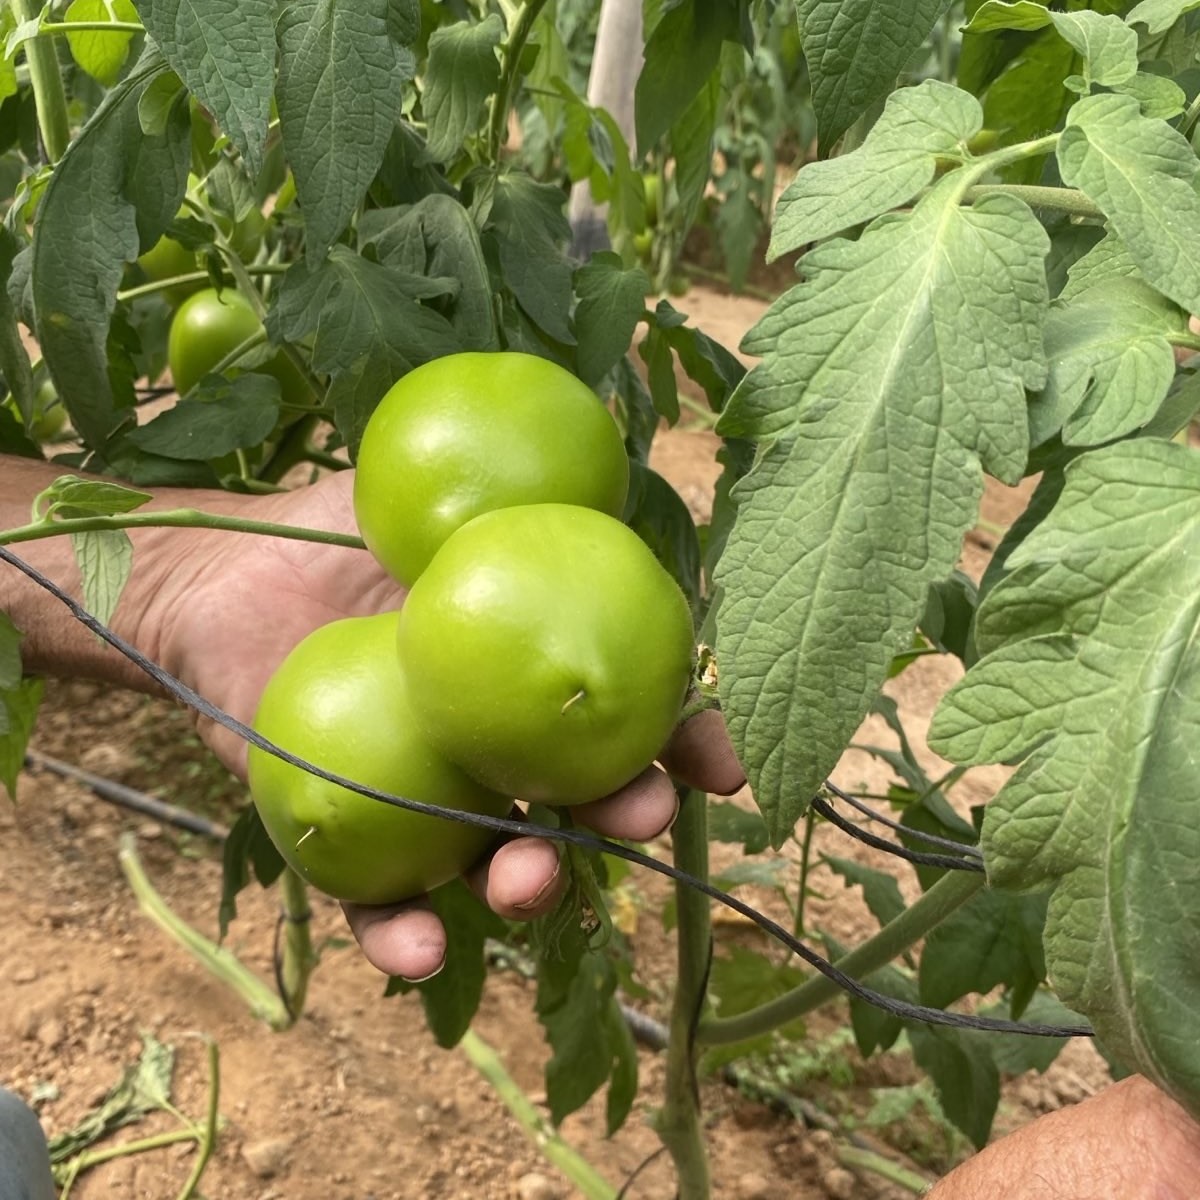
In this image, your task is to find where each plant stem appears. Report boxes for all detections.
[256,413,321,484]
[654,789,712,1199]
[277,869,316,1022]
[487,0,552,164]
[696,870,985,1046]
[176,1040,220,1200]
[459,1029,616,1200]
[117,264,289,304]
[964,183,1103,220]
[40,20,145,34]
[117,833,294,1031]
[13,0,70,163]
[794,806,817,939]
[0,508,365,550]
[837,1144,931,1195]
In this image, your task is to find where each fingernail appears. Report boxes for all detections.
[514,861,562,912]
[667,792,683,830]
[401,953,446,984]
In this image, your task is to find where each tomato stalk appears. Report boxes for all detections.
[695,869,986,1047]
[277,868,318,1022]
[12,0,70,163]
[654,787,712,1199]
[487,0,553,165]
[963,184,1103,220]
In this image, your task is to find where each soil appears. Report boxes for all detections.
[0,280,1112,1200]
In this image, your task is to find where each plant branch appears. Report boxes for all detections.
[696,870,985,1046]
[487,0,552,164]
[13,0,70,163]
[837,1144,930,1195]
[459,1028,616,1200]
[0,508,365,550]
[117,263,288,304]
[176,1040,220,1200]
[40,20,145,34]
[964,183,1104,220]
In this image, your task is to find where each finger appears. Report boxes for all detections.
[659,707,746,795]
[466,835,564,920]
[342,897,447,980]
[573,764,678,840]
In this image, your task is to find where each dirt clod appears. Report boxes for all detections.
[514,1171,560,1200]
[822,1166,857,1199]
[242,1136,293,1179]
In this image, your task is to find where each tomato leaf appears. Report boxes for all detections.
[1127,0,1200,33]
[276,0,416,262]
[0,677,41,800]
[573,252,648,387]
[623,462,702,612]
[715,180,1047,845]
[422,15,504,164]
[706,801,770,854]
[65,0,141,86]
[1057,92,1200,313]
[32,50,189,451]
[136,0,275,173]
[486,171,575,345]
[823,856,907,928]
[929,440,1200,1117]
[670,70,720,234]
[795,0,954,152]
[125,374,282,460]
[385,880,504,1049]
[770,80,983,260]
[70,529,133,627]
[218,805,285,940]
[907,1024,999,1150]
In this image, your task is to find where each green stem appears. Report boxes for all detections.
[256,413,321,484]
[837,1145,931,1195]
[459,1029,616,1200]
[57,1128,196,1177]
[176,1040,220,1200]
[278,868,317,1022]
[654,789,712,1199]
[964,183,1103,220]
[794,806,817,939]
[1182,89,1200,138]
[13,0,70,163]
[40,20,145,34]
[487,0,552,164]
[696,870,985,1046]
[117,833,295,1031]
[118,263,288,304]
[1169,331,1200,352]
[0,508,365,550]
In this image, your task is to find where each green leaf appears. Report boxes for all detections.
[795,0,955,152]
[66,0,140,86]
[929,440,1200,1117]
[0,674,41,799]
[35,475,152,519]
[70,529,133,626]
[0,613,21,692]
[707,800,770,854]
[623,462,702,612]
[1029,237,1185,447]
[537,918,636,1126]
[634,0,741,156]
[573,252,648,387]
[218,804,286,939]
[967,4,1137,89]
[1126,0,1200,33]
[387,880,505,1048]
[918,888,1047,1010]
[770,80,982,259]
[136,0,275,173]
[1057,92,1200,314]
[980,988,1083,1076]
[907,1024,1000,1149]
[715,180,1048,844]
[0,226,35,426]
[669,69,720,233]
[823,855,906,928]
[32,51,189,451]
[487,171,574,345]
[422,15,503,163]
[276,0,416,262]
[360,195,498,351]
[708,943,805,1024]
[125,375,281,459]
[1115,72,1186,119]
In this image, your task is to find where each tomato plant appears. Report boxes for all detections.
[1,1,1200,1197]
[354,351,630,585]
[248,611,513,905]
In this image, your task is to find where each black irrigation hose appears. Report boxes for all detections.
[810,795,986,874]
[0,544,1094,1041]
[822,780,985,860]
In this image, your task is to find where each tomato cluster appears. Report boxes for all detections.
[247,352,696,904]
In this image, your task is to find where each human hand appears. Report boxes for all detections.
[139,470,745,979]
[929,1075,1200,1199]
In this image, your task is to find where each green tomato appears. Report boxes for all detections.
[167,287,308,403]
[3,379,65,442]
[397,504,695,805]
[137,233,203,308]
[642,173,661,226]
[354,351,630,587]
[248,612,512,905]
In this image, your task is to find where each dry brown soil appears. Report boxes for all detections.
[0,283,1110,1200]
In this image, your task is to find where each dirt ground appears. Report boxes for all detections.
[0,281,1112,1200]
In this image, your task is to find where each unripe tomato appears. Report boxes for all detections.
[3,380,66,442]
[353,352,630,587]
[167,287,308,403]
[248,612,513,904]
[642,173,661,226]
[137,233,202,308]
[397,504,695,805]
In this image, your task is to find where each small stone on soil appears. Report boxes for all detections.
[242,1136,293,1179]
[515,1171,560,1200]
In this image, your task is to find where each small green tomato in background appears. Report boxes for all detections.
[167,287,308,403]
[396,503,696,806]
[248,612,512,905]
[353,351,630,587]
[3,379,66,442]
